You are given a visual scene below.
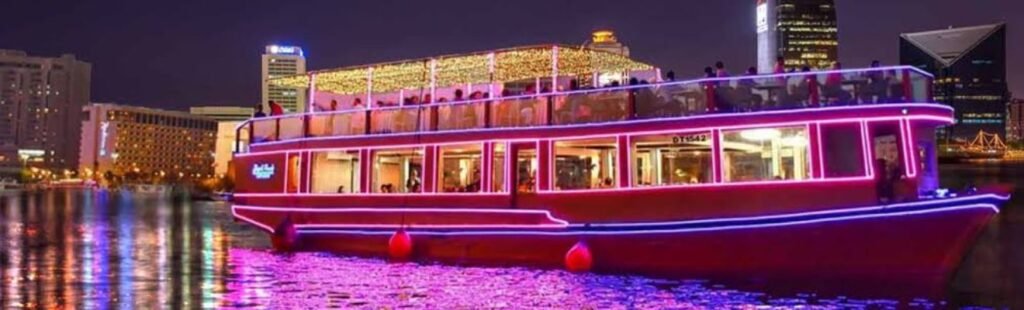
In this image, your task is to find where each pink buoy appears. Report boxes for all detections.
[564,241,592,272]
[270,217,297,251]
[388,229,413,260]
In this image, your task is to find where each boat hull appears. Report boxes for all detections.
[233,194,1004,292]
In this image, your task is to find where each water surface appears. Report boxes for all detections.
[1,164,1021,308]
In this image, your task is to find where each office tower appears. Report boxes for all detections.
[261,45,307,113]
[0,50,91,178]
[756,0,839,73]
[1008,98,1023,143]
[900,23,1008,142]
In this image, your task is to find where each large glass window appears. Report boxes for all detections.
[437,144,483,193]
[553,138,617,190]
[633,132,713,186]
[722,126,809,182]
[372,148,424,193]
[311,150,360,193]
[493,143,507,192]
[516,147,537,193]
[820,123,865,178]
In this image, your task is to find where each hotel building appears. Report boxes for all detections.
[190,106,254,176]
[0,50,91,178]
[79,103,217,182]
[900,23,1008,142]
[261,45,307,113]
[756,0,839,73]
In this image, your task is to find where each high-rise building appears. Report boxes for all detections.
[1008,98,1024,143]
[189,106,254,176]
[756,0,839,73]
[261,45,307,114]
[0,50,91,178]
[900,23,1008,143]
[79,103,218,183]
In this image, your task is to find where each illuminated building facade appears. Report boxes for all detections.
[1009,98,1024,143]
[261,45,307,113]
[756,0,839,73]
[900,23,1008,142]
[79,103,217,182]
[190,106,254,176]
[0,50,91,178]
[585,30,630,57]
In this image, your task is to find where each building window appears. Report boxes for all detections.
[437,144,483,193]
[553,138,617,190]
[311,150,360,194]
[372,148,423,193]
[632,132,713,186]
[516,147,537,193]
[721,126,810,182]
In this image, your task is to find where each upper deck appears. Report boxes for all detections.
[237,66,934,152]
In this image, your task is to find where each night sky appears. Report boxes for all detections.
[1,0,1020,110]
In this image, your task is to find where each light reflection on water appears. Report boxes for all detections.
[0,164,1021,308]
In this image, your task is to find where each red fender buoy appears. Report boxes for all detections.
[564,241,592,272]
[388,229,413,260]
[270,217,297,251]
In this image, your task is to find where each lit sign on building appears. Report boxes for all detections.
[251,164,276,180]
[268,45,304,56]
[99,121,110,156]
[756,3,769,34]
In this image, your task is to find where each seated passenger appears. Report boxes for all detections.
[406,170,421,193]
[861,60,889,103]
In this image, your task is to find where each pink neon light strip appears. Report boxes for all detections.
[243,103,954,147]
[815,122,825,178]
[805,123,815,179]
[295,204,999,237]
[232,204,571,226]
[237,112,953,157]
[861,121,875,178]
[231,205,276,234]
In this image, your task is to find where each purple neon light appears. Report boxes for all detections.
[240,103,954,145]
[232,192,1007,234]
[232,204,571,229]
[294,203,998,237]
[236,115,950,196]
[236,112,953,158]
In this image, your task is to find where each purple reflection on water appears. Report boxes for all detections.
[1,169,1022,309]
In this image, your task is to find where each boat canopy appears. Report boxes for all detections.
[268,45,656,95]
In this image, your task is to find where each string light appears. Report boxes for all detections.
[267,45,654,95]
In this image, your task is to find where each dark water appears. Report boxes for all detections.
[1,165,1021,309]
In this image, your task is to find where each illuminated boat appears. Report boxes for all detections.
[230,45,1008,288]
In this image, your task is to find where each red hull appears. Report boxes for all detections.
[233,194,1004,294]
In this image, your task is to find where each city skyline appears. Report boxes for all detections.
[0,0,1020,110]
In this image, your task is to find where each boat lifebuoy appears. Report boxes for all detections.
[389,229,413,260]
[564,241,592,272]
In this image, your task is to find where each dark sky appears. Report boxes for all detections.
[1,0,1020,110]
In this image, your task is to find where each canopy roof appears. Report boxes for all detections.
[269,45,655,95]
[900,23,1005,66]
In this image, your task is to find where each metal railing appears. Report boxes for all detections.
[236,66,934,153]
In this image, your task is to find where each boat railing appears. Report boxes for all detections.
[236,66,933,152]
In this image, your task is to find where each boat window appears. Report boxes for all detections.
[372,148,424,193]
[493,143,506,192]
[553,138,618,190]
[437,144,483,193]
[721,126,810,182]
[516,147,537,193]
[632,132,713,186]
[310,150,360,193]
[819,123,866,178]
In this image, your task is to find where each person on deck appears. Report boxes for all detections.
[268,100,284,116]
[253,104,266,118]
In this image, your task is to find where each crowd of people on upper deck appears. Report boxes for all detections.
[250,57,913,121]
